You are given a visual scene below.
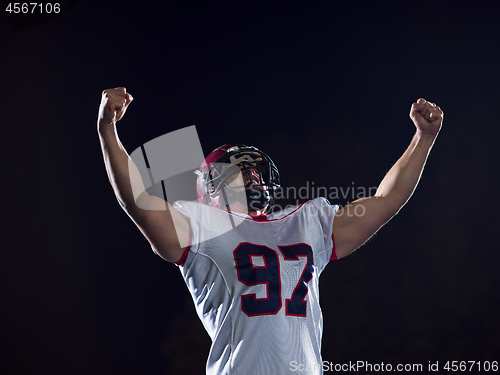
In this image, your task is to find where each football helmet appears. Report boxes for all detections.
[196,144,280,213]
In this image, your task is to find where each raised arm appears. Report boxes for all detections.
[333,98,443,258]
[97,87,189,263]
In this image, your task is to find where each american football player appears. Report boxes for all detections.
[97,87,443,374]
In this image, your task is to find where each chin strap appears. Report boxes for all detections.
[245,188,271,211]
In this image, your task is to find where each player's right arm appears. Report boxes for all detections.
[97,87,189,263]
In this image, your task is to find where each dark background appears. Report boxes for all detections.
[1,1,499,374]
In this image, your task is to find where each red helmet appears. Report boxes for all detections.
[196,144,280,212]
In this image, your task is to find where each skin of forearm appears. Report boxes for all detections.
[98,122,144,211]
[375,131,436,214]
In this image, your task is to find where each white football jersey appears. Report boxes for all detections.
[173,197,338,375]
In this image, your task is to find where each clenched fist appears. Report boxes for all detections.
[410,98,443,137]
[98,87,133,126]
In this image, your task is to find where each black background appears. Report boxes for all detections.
[1,1,499,374]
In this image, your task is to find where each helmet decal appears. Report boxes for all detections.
[229,154,261,165]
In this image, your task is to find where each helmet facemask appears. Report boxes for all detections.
[199,145,280,214]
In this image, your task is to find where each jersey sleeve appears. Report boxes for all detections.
[313,197,339,263]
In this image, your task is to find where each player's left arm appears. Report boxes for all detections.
[333,98,443,258]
